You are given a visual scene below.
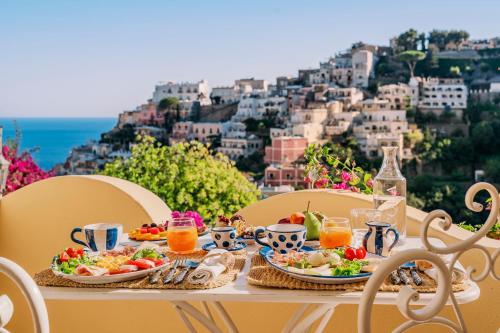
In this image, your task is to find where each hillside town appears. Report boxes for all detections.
[59,29,500,196]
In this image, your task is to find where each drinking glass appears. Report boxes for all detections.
[350,208,382,248]
[167,217,198,253]
[319,217,352,249]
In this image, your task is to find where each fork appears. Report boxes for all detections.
[173,259,189,285]
[163,259,181,284]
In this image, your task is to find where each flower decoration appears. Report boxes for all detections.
[2,145,54,195]
[171,210,205,228]
[303,144,373,194]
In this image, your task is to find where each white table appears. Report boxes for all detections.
[40,237,480,333]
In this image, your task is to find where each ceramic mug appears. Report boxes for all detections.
[71,223,123,252]
[211,226,237,249]
[363,221,399,257]
[255,224,306,254]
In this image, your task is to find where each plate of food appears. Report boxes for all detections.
[51,244,169,284]
[261,246,381,284]
[128,223,169,243]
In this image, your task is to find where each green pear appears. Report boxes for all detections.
[304,211,321,240]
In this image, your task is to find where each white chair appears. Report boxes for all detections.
[358,182,500,332]
[0,257,50,333]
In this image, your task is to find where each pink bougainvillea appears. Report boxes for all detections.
[171,210,205,228]
[2,145,54,195]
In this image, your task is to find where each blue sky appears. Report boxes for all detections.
[1,0,499,117]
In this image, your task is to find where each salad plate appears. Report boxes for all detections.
[51,245,169,285]
[261,247,381,284]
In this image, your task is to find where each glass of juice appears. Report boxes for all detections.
[167,217,198,253]
[320,217,352,249]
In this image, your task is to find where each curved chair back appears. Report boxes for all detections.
[358,182,500,332]
[0,257,49,333]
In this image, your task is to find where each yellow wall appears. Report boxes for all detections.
[0,177,498,332]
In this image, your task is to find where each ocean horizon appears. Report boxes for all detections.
[0,117,116,170]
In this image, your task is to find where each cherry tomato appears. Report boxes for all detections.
[59,251,70,262]
[344,247,356,261]
[76,248,84,256]
[355,247,367,259]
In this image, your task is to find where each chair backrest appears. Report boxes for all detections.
[0,257,49,333]
[357,182,500,333]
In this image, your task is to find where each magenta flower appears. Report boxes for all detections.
[2,145,54,195]
[333,182,349,190]
[341,171,351,183]
[171,210,205,228]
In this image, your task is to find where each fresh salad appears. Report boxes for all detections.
[52,245,167,277]
[271,246,379,277]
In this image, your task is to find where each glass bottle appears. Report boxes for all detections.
[373,146,407,242]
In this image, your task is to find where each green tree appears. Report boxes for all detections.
[100,136,260,221]
[449,66,461,76]
[485,156,500,183]
[158,97,179,111]
[398,50,426,77]
[396,29,420,51]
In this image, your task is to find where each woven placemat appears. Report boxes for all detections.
[247,254,468,293]
[35,249,247,290]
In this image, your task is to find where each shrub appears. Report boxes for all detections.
[2,145,54,195]
[100,136,260,222]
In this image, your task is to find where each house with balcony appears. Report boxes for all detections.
[231,92,287,122]
[218,134,263,160]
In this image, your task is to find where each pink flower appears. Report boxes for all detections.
[304,176,312,183]
[170,210,205,228]
[341,171,351,183]
[366,179,374,188]
[333,182,349,190]
[314,178,329,189]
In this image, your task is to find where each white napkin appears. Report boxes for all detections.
[186,249,235,285]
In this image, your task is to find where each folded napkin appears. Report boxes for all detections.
[186,249,235,285]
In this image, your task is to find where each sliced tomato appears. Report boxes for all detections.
[76,248,84,256]
[59,251,70,262]
[66,247,79,258]
[144,258,164,266]
[127,259,153,270]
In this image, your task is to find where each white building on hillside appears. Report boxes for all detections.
[352,50,374,88]
[235,78,268,92]
[327,87,364,110]
[290,107,328,142]
[210,86,239,105]
[232,93,287,122]
[411,77,468,117]
[153,80,210,105]
[378,83,419,110]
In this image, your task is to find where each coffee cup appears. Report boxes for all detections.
[255,224,306,254]
[211,226,237,249]
[70,223,123,252]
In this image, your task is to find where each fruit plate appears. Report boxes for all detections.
[260,247,375,285]
[51,258,170,285]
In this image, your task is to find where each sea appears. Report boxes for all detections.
[0,118,116,170]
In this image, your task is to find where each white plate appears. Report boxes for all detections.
[262,247,377,284]
[52,258,169,285]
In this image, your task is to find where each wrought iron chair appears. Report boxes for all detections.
[0,257,50,333]
[358,182,499,332]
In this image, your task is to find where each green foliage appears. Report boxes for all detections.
[304,143,374,194]
[428,29,470,51]
[449,66,461,76]
[158,97,179,111]
[100,136,260,222]
[485,156,500,183]
[396,29,420,51]
[100,124,136,148]
[397,50,426,77]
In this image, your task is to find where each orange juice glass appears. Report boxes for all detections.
[320,217,352,249]
[167,217,198,253]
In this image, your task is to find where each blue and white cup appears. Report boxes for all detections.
[71,223,123,252]
[211,226,237,249]
[255,224,306,254]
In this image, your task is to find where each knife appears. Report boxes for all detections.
[162,259,180,284]
[149,263,170,284]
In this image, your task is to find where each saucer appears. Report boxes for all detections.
[202,241,247,252]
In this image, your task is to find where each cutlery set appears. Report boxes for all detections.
[149,259,199,285]
[389,262,422,286]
